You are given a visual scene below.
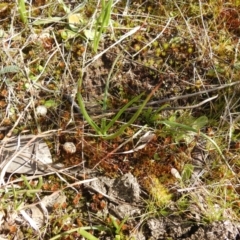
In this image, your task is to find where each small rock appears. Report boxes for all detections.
[109,203,141,219]
[62,142,76,154]
[109,172,141,202]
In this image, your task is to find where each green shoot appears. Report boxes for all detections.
[181,164,194,183]
[109,214,128,239]
[93,0,113,52]
[18,0,27,24]
[103,93,144,133]
[77,86,102,135]
[101,54,121,133]
[21,175,43,197]
[50,226,101,240]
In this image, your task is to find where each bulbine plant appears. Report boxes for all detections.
[77,82,161,140]
[77,56,162,140]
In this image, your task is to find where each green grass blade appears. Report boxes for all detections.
[93,0,113,52]
[36,176,43,189]
[101,0,112,29]
[155,103,171,114]
[77,73,103,135]
[21,175,33,190]
[50,227,99,240]
[104,93,144,132]
[101,54,121,132]
[104,83,161,139]
[18,0,27,24]
[77,228,99,240]
[181,164,194,183]
[77,92,102,135]
[57,0,70,14]
[109,215,128,235]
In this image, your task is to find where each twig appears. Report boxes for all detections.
[63,81,240,118]
[160,94,218,110]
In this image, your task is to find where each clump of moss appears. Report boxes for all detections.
[144,175,172,208]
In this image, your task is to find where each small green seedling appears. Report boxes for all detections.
[109,215,128,240]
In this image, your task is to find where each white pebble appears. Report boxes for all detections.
[36,105,47,117]
[63,142,76,154]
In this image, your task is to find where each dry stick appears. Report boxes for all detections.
[84,25,142,68]
[147,94,218,110]
[198,0,213,60]
[89,94,218,118]
[173,1,196,44]
[4,162,84,185]
[52,31,75,83]
[64,81,240,118]
[133,81,240,109]
[226,39,240,149]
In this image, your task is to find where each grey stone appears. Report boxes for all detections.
[109,172,141,202]
[85,173,142,219]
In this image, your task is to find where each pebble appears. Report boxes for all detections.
[62,142,76,154]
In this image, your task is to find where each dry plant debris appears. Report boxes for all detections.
[0,0,240,239]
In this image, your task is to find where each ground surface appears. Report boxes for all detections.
[0,0,240,239]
